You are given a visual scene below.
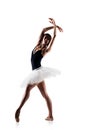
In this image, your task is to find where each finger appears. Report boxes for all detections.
[49,21,52,23]
[49,18,53,21]
[49,18,52,20]
[49,20,53,23]
[60,28,63,32]
[60,29,63,32]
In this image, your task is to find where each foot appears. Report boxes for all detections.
[15,109,20,122]
[45,116,53,121]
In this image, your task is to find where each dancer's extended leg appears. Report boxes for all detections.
[15,84,35,122]
[37,81,53,121]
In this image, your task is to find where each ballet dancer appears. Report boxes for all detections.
[15,18,63,122]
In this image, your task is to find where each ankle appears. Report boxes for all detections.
[45,116,54,121]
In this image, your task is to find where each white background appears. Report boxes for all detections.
[0,0,87,130]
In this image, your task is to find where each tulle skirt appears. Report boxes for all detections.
[21,66,60,87]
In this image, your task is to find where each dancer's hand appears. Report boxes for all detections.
[49,18,56,25]
[57,26,63,32]
[49,18,63,32]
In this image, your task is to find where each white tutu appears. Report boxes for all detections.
[21,66,60,87]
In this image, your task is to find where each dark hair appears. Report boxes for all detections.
[44,33,52,42]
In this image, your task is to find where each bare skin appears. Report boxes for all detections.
[15,81,53,122]
[15,18,63,122]
[33,18,63,56]
[37,81,53,121]
[15,84,35,122]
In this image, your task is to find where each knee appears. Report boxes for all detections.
[26,85,30,91]
[26,84,35,91]
[42,93,48,99]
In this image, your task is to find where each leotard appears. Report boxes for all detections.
[31,50,43,70]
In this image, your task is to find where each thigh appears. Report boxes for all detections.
[37,81,47,97]
[27,83,36,90]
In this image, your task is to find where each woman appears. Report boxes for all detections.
[15,18,63,122]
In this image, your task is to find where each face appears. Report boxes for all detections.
[43,36,50,47]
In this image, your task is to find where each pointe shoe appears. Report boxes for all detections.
[45,116,53,121]
[15,109,20,122]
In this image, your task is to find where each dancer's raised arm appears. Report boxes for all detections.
[46,18,56,52]
[37,22,63,46]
